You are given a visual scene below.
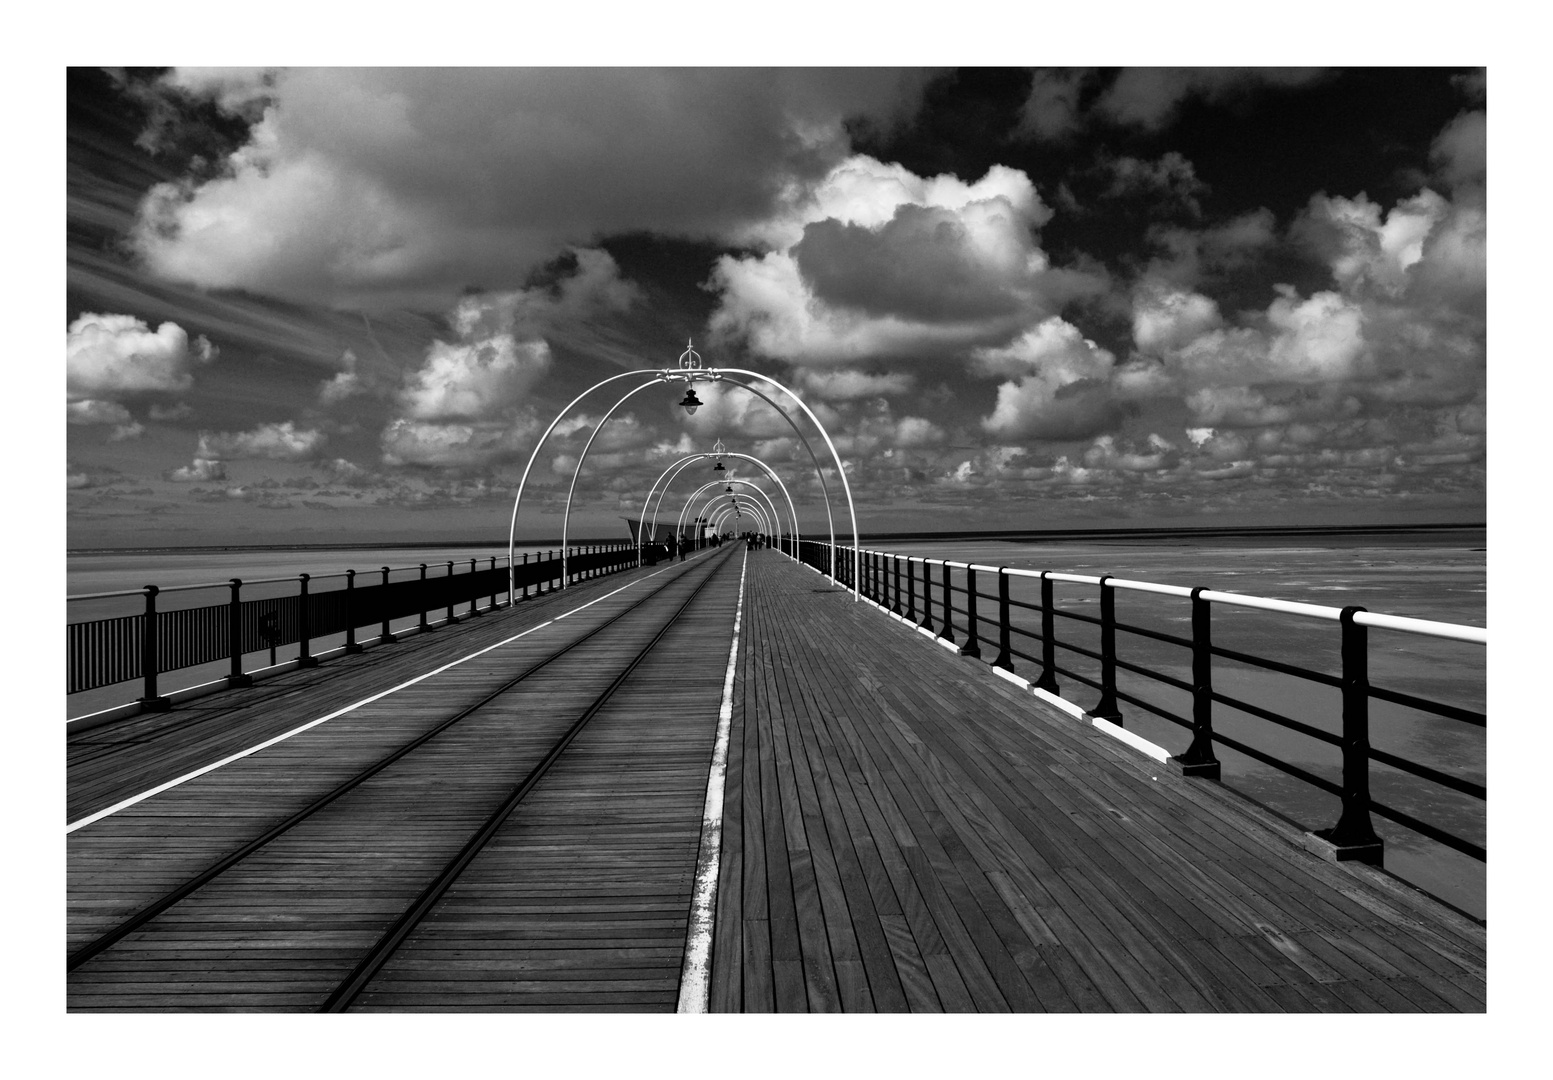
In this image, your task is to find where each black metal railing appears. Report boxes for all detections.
[67,542,640,706]
[788,540,1486,868]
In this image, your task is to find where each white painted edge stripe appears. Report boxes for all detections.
[66,565,677,834]
[677,545,747,1013]
[854,585,1174,766]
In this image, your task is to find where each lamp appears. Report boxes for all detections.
[678,388,703,415]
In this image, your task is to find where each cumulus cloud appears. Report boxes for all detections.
[709,156,1105,364]
[129,68,928,309]
[1431,110,1485,192]
[400,336,551,422]
[66,313,215,399]
[169,457,226,482]
[977,318,1127,440]
[197,421,326,460]
[319,349,368,405]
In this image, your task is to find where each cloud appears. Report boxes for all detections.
[1096,68,1327,130]
[128,69,928,309]
[169,457,226,482]
[196,420,326,460]
[1144,209,1278,287]
[67,399,133,426]
[1100,152,1207,215]
[400,336,551,422]
[66,312,214,399]
[977,318,1127,440]
[319,349,368,405]
[1015,69,1096,140]
[379,417,536,469]
[388,249,633,429]
[709,155,1105,364]
[1431,111,1486,191]
[791,367,916,401]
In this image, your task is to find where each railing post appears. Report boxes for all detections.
[138,585,170,709]
[938,561,955,644]
[298,573,318,667]
[1168,587,1219,778]
[344,570,363,653]
[961,566,981,659]
[522,553,530,600]
[1312,606,1384,864]
[891,555,903,615]
[445,560,459,624]
[380,567,397,643]
[490,557,499,609]
[991,567,1013,671]
[418,564,432,632]
[468,559,481,617]
[226,578,254,687]
[906,558,917,623]
[1090,575,1120,722]
[918,561,933,632]
[1034,572,1059,694]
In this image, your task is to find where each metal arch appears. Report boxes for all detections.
[506,347,861,602]
[637,452,802,566]
[713,379,838,577]
[699,494,770,536]
[675,479,779,540]
[558,378,667,588]
[708,501,768,537]
[506,368,667,603]
[683,482,781,539]
[715,368,860,600]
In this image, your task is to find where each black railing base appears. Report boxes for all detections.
[297,656,320,668]
[1303,829,1384,867]
[342,643,365,654]
[1165,755,1221,781]
[138,696,172,711]
[225,674,255,689]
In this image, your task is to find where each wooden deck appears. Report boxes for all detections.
[65,545,1486,1012]
[709,550,1486,1012]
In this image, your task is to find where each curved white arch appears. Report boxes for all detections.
[717,369,859,599]
[683,482,781,540]
[507,369,667,602]
[676,479,779,541]
[699,494,770,537]
[637,452,802,565]
[559,378,667,588]
[507,353,861,601]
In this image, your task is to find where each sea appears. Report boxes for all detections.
[66,526,1488,919]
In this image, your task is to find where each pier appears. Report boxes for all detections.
[66,542,1485,1012]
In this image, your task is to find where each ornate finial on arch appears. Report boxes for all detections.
[712,437,727,459]
[679,338,703,370]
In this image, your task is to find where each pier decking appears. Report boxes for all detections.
[66,546,1486,1012]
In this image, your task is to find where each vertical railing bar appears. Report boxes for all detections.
[380,566,397,643]
[962,565,981,659]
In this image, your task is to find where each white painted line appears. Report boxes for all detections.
[678,545,747,1013]
[852,579,1174,768]
[1032,685,1089,721]
[66,563,680,834]
[1092,718,1172,763]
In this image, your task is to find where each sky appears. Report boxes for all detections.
[65,63,1490,547]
